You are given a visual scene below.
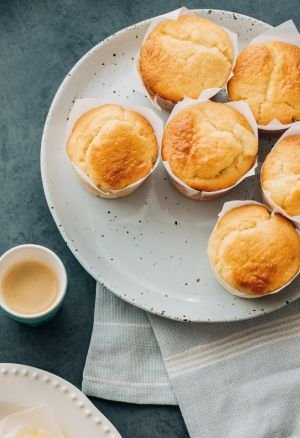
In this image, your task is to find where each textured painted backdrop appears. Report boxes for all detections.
[0,1,299,437]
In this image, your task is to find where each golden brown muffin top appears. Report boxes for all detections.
[262,134,300,216]
[67,104,158,191]
[208,204,300,296]
[139,15,234,104]
[228,41,300,125]
[162,101,257,191]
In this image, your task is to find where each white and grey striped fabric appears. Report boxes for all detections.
[83,284,300,438]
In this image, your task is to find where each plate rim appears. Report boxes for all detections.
[0,363,121,437]
[40,9,294,324]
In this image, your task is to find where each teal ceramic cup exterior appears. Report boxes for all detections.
[0,245,67,326]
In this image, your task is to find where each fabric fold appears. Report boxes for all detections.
[83,284,300,438]
[82,285,176,405]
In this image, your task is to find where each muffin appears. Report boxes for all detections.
[162,101,258,193]
[228,42,300,126]
[67,104,158,196]
[261,134,300,217]
[208,204,300,297]
[139,15,234,106]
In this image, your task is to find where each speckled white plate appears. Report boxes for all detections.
[41,10,300,322]
[0,364,120,437]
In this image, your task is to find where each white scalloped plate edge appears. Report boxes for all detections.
[0,363,121,438]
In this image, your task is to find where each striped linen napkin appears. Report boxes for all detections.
[83,284,300,438]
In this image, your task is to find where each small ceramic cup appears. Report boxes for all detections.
[0,244,67,326]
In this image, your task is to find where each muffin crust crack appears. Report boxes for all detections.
[159,31,232,64]
[262,135,300,215]
[139,15,234,103]
[67,104,158,191]
[228,41,300,125]
[208,205,300,295]
[162,102,258,191]
[214,213,271,262]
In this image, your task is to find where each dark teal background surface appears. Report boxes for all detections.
[0,1,299,436]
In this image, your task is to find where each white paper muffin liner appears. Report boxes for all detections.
[230,20,300,134]
[261,121,300,229]
[208,200,300,299]
[65,98,163,199]
[0,406,64,438]
[162,88,258,200]
[134,7,238,111]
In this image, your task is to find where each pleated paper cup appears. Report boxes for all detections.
[134,7,238,112]
[261,122,300,229]
[162,88,258,201]
[208,200,300,299]
[65,98,163,199]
